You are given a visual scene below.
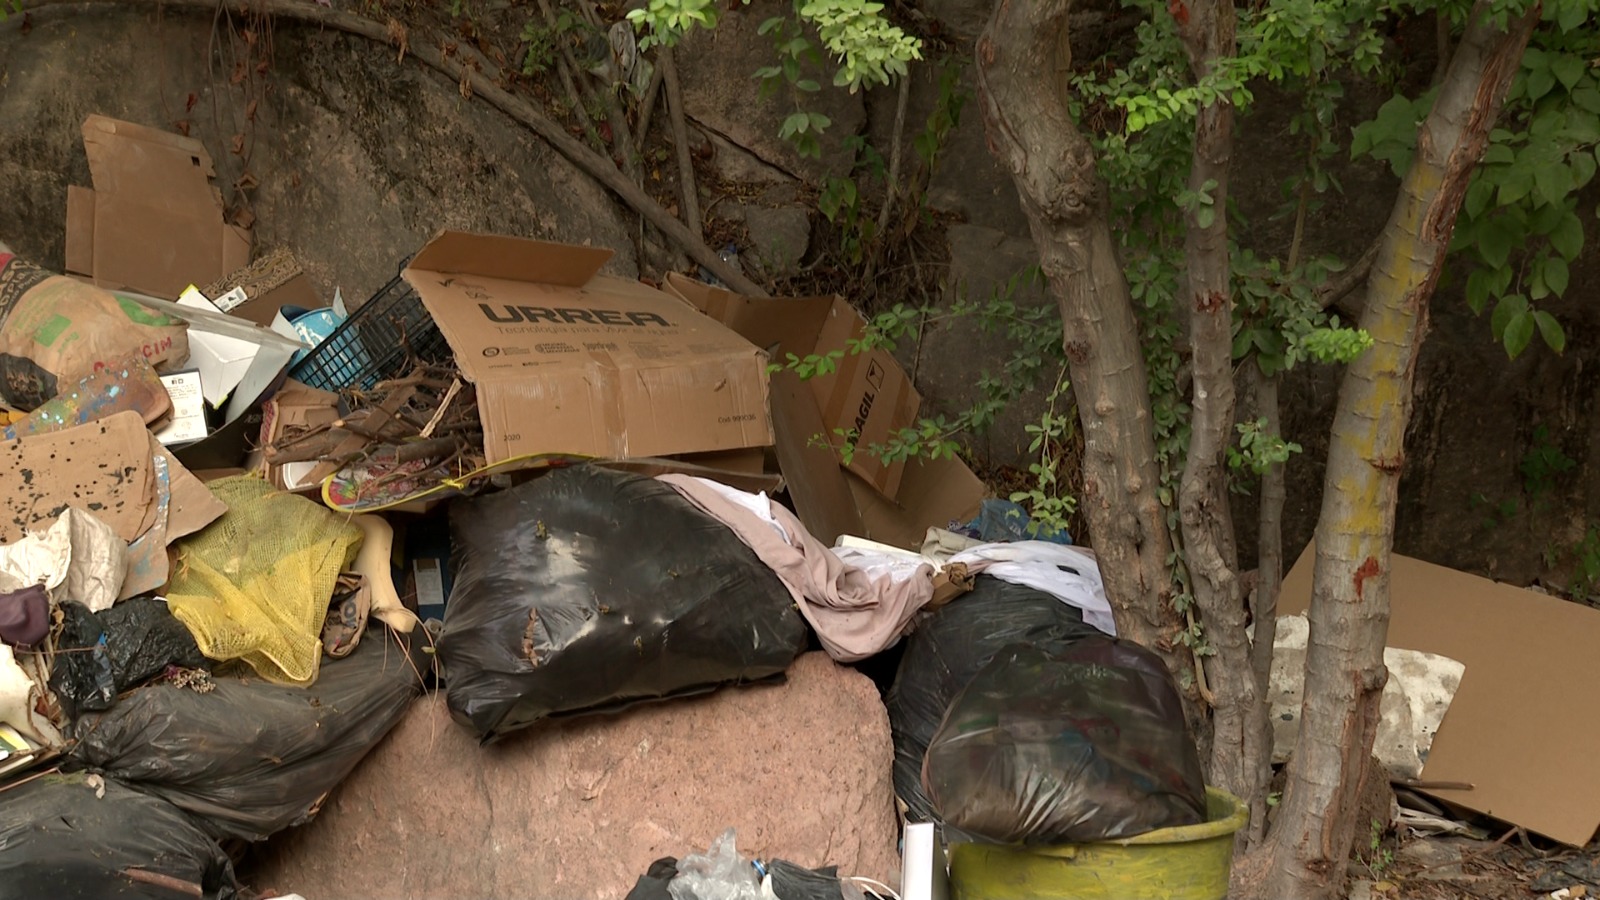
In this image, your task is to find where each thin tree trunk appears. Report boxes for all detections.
[976,0,1198,720]
[1262,3,1537,896]
[1247,366,1284,848]
[1172,0,1257,802]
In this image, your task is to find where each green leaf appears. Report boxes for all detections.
[1557,1,1588,32]
[1497,168,1533,206]
[1466,268,1493,315]
[1528,68,1557,101]
[1551,210,1584,260]
[796,78,821,92]
[1465,178,1494,219]
[1552,55,1586,89]
[1492,293,1528,340]
[1545,255,1570,296]
[1478,218,1515,269]
[758,15,784,35]
[1534,310,1567,352]
[1196,206,1216,228]
[1535,164,1573,206]
[1504,310,1536,358]
[1575,87,1600,114]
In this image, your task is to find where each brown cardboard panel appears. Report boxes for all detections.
[1281,544,1600,845]
[229,273,323,327]
[847,453,987,550]
[408,231,610,286]
[406,232,773,464]
[0,410,156,543]
[768,369,866,547]
[65,115,252,299]
[662,273,921,497]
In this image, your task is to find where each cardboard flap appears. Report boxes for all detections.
[663,272,832,358]
[82,114,223,213]
[406,231,611,286]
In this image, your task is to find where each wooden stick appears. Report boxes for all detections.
[120,870,203,898]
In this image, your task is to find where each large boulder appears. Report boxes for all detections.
[675,0,866,184]
[0,9,637,302]
[251,652,899,899]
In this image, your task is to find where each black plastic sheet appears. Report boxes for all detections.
[68,627,426,842]
[438,465,807,741]
[0,774,238,899]
[50,597,208,718]
[922,637,1207,844]
[884,575,1103,824]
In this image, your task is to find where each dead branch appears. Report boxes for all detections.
[12,0,765,296]
[660,48,702,235]
[873,72,912,243]
[633,59,665,153]
[1316,236,1381,318]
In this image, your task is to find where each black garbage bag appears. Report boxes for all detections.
[885,576,1103,824]
[0,774,238,899]
[438,465,807,741]
[68,627,426,842]
[50,597,208,718]
[922,637,1207,844]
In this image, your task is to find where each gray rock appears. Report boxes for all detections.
[251,652,900,898]
[0,11,636,303]
[676,0,865,184]
[739,205,811,278]
[914,224,1052,468]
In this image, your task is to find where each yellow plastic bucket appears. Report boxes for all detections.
[948,787,1248,900]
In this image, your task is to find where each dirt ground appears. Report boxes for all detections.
[1358,830,1600,899]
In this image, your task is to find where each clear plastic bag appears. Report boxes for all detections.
[922,637,1207,845]
[668,830,764,900]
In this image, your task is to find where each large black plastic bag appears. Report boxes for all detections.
[439,465,808,741]
[922,637,1207,844]
[885,576,1103,824]
[67,628,426,842]
[0,774,238,899]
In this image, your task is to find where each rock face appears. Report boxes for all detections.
[251,652,900,899]
[0,9,636,302]
[676,0,866,183]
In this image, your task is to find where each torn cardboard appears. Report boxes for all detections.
[1281,544,1600,845]
[663,274,982,548]
[66,116,251,299]
[405,232,772,463]
[664,272,920,497]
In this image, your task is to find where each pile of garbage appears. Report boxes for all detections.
[0,115,1217,900]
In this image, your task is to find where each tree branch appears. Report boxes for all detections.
[12,0,765,295]
[1316,236,1380,319]
[660,48,703,239]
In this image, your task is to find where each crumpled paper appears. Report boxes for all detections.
[0,508,127,613]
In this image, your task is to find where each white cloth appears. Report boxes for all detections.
[947,541,1116,637]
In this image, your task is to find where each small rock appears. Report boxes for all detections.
[1399,838,1465,881]
[741,206,811,278]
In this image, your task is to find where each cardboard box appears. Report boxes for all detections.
[65,115,252,299]
[226,273,323,327]
[404,232,773,463]
[664,272,921,498]
[1281,544,1600,845]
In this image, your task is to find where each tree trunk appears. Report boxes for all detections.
[975,0,1197,712]
[1247,367,1285,848]
[1262,3,1538,896]
[1172,0,1258,803]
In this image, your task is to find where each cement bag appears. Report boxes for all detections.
[0,773,239,899]
[922,637,1207,844]
[885,576,1103,825]
[0,251,188,410]
[439,465,808,741]
[68,628,426,842]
